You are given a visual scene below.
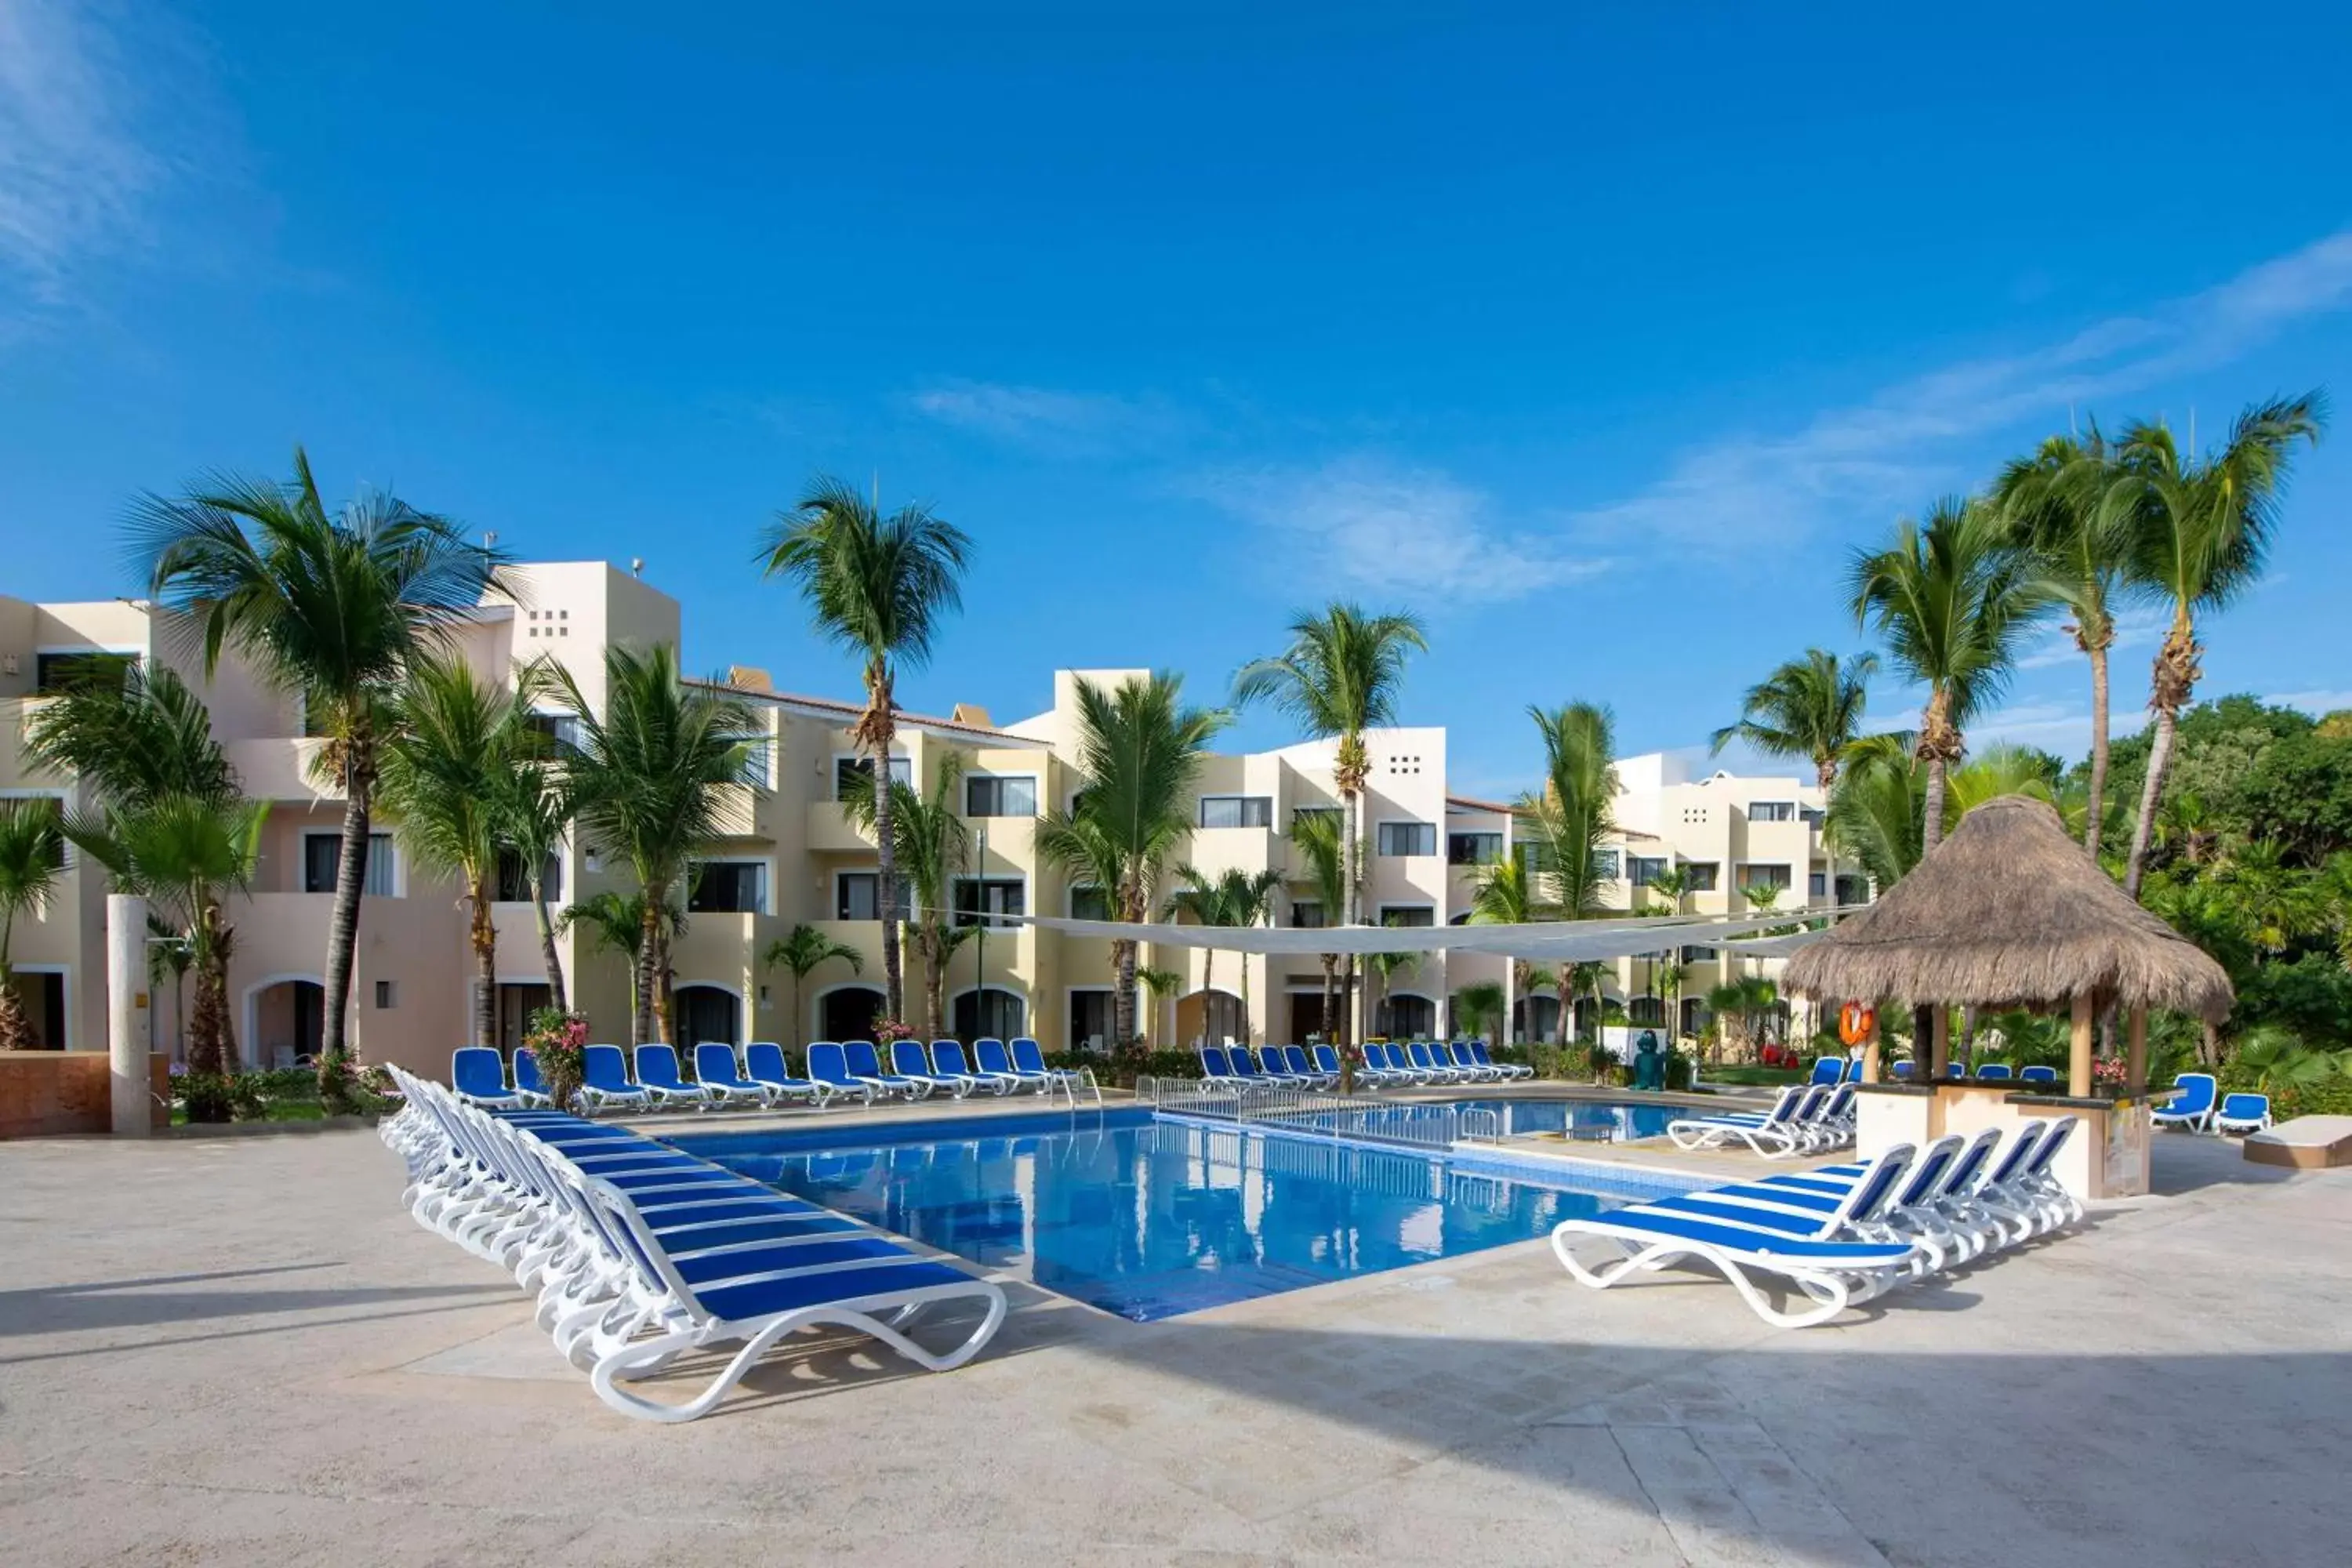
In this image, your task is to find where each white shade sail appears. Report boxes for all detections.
[1005,908,1855,964]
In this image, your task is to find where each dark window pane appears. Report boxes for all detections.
[1290,900,1325,929]
[1377,822,1436,857]
[1199,796,1272,829]
[1069,886,1111,921]
[1379,906,1435,928]
[835,756,912,800]
[953,878,1025,927]
[1447,832,1503,866]
[966,776,1038,818]
[1684,862,1719,891]
[689,862,764,914]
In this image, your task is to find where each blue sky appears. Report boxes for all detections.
[4,2,2350,800]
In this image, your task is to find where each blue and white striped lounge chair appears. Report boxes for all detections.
[1891,1060,1916,1080]
[974,1037,1048,1094]
[1667,1085,1811,1156]
[1551,1145,1921,1329]
[692,1044,768,1108]
[1200,1044,1240,1083]
[1283,1045,1337,1088]
[1445,1042,1497,1082]
[1406,1042,1463,1083]
[1312,1044,1349,1084]
[1975,1062,2013,1080]
[1946,1060,1969,1080]
[1226,1045,1269,1083]
[2151,1073,2218,1134]
[1252,1046,1311,1086]
[1369,1043,1417,1085]
[894,1040,975,1098]
[1472,1040,1532,1080]
[2214,1093,2274,1136]
[453,1047,525,1109]
[844,1039,931,1100]
[1808,1057,1846,1086]
[1011,1037,1082,1091]
[805,1042,880,1104]
[580,1045,653,1111]
[633,1045,713,1109]
[933,1040,1012,1095]
[1846,1058,1865,1082]
[512,1048,554,1109]
[742,1043,832,1108]
[2019,1065,2059,1083]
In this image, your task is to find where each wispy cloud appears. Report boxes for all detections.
[1207,455,1613,605]
[2016,605,2169,671]
[1570,229,2352,547]
[2265,688,2352,717]
[906,379,1183,457]
[0,0,163,307]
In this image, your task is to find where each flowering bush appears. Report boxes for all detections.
[2092,1056,2129,1087]
[526,1007,592,1109]
[871,1018,923,1047]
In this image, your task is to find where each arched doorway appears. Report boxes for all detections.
[1513,992,1559,1044]
[818,984,885,1043]
[1628,994,1664,1027]
[1288,989,1333,1044]
[1379,991,1436,1039]
[953,985,1027,1043]
[1176,989,1245,1047]
[247,977,324,1069]
[674,984,741,1047]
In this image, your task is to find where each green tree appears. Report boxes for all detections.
[1825,734,1925,890]
[1363,933,1420,1039]
[558,889,681,1037]
[1847,497,2045,859]
[1992,426,2136,857]
[1164,865,1284,1045]
[1234,603,1427,1044]
[1453,978,1506,1046]
[1287,807,1351,1058]
[843,753,972,1039]
[1036,673,1229,1044]
[485,742,574,1011]
[2107,394,2326,897]
[554,644,753,1044]
[1711,648,1878,908]
[1522,702,1619,922]
[132,448,508,1098]
[0,801,65,1051]
[376,653,550,1047]
[1465,852,1555,1041]
[759,477,972,1024]
[760,924,862,1052]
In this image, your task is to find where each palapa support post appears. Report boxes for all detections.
[2127,1004,2148,1093]
[2068,992,2095,1098]
[1860,1011,1881,1084]
[1931,1005,1951,1080]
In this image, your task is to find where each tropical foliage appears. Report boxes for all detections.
[1520,701,1619,919]
[843,753,972,1039]
[762,924,862,1051]
[0,801,65,1051]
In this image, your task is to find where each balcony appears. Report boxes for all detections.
[808,800,877,854]
[223,737,335,802]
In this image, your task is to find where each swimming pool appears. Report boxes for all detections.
[1454,1098,1681,1142]
[670,1109,1693,1321]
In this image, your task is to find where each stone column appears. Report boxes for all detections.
[107,893,152,1137]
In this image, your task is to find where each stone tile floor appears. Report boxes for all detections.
[2,1125,2345,1566]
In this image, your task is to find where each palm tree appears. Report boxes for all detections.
[0,802,65,1051]
[1234,603,1427,1044]
[761,924,862,1053]
[1363,932,1419,1038]
[758,477,972,1023]
[554,644,754,1045]
[23,662,239,808]
[1164,865,1284,1045]
[1847,498,2045,860]
[1653,960,1688,1040]
[1465,852,1554,1042]
[843,753,971,1038]
[1522,702,1619,923]
[1286,807,1351,1061]
[1826,734,1926,891]
[558,889,680,1035]
[1036,673,1227,1045]
[376,654,548,1048]
[2109,394,2326,897]
[1711,648,1877,909]
[1221,866,1285,1046]
[1453,978,1506,1047]
[131,448,509,1096]
[485,746,574,1011]
[1992,427,2136,858]
[1642,862,1694,913]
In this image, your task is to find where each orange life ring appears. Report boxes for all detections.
[1838,1001,1876,1046]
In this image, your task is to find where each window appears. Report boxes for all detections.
[728,736,775,789]
[1198,795,1272,829]
[304,833,394,896]
[1290,899,1327,929]
[1835,873,1871,906]
[1682,861,1720,891]
[1376,821,1436,857]
[1679,945,1718,963]
[953,877,1025,928]
[1069,990,1114,1052]
[1448,832,1504,866]
[373,980,397,1010]
[1378,905,1435,928]
[495,849,563,904]
[1593,848,1622,880]
[34,651,134,694]
[1748,801,1796,823]
[835,872,909,922]
[965,775,1038,818]
[1801,806,1826,827]
[688,860,766,914]
[1068,885,1111,922]
[1738,862,1792,892]
[1630,856,1670,887]
[1809,871,1828,898]
[524,711,581,753]
[835,756,912,801]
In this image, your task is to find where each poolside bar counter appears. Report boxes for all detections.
[1853,1081,2154,1200]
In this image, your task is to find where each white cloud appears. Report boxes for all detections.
[1207,455,1613,604]
[906,379,1180,456]
[0,0,162,303]
[2016,605,2168,670]
[2264,689,2352,716]
[1967,701,2148,760]
[1569,229,2352,547]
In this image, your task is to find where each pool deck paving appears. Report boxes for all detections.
[2,1121,2347,1566]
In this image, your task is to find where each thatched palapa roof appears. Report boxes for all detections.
[1783,794,2234,1022]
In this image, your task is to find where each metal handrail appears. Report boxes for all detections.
[1143,1076,1461,1152]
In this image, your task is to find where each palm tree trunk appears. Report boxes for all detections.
[1921,757,1950,858]
[652,923,675,1044]
[1112,938,1138,1043]
[319,736,375,1088]
[925,929,946,1039]
[634,897,660,1044]
[1341,781,1359,1047]
[872,732,905,1024]
[790,973,805,1052]
[469,875,497,1049]
[2085,641,2111,858]
[530,880,567,1013]
[2124,706,2178,901]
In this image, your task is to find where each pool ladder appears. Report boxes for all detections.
[1051,1065,1105,1120]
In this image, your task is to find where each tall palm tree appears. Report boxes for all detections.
[1363,938,1419,1038]
[1826,733,1926,891]
[1522,701,1619,923]
[1711,648,1877,908]
[131,447,509,1095]
[1847,498,2045,860]
[23,662,240,808]
[1286,807,1351,1058]
[1465,852,1554,1043]
[2109,394,2326,897]
[1991,427,2136,858]
[555,644,753,1045]
[758,477,972,1023]
[376,653,547,1048]
[1163,865,1283,1046]
[0,801,65,1051]
[1454,978,1506,1047]
[761,924,862,1053]
[1036,673,1229,1044]
[558,888,680,1036]
[1234,603,1427,1044]
[843,753,971,1039]
[485,746,574,1011]
[1221,866,1285,1046]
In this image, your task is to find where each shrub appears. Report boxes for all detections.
[179,1069,234,1124]
[526,1007,592,1110]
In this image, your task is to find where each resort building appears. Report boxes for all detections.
[0,564,1845,1075]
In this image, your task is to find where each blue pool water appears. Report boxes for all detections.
[670,1106,1691,1321]
[1455,1098,1681,1142]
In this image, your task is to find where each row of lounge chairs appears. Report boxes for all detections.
[453,1039,1078,1114]
[2149,1073,2275,1135]
[1196,1040,1532,1091]
[383,1065,1006,1421]
[1553,1115,2084,1327]
[1668,1082,1857,1157]
[1801,1055,2066,1085]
